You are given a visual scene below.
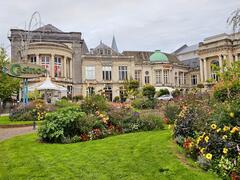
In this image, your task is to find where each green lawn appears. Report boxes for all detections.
[0,130,218,180]
[0,116,41,126]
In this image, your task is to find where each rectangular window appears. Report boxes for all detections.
[102,66,112,81]
[41,56,50,74]
[163,70,169,84]
[54,56,62,77]
[155,70,162,84]
[86,87,95,96]
[134,70,141,82]
[119,66,128,80]
[191,75,198,85]
[86,66,95,80]
[30,56,36,64]
[145,76,150,84]
[179,72,185,85]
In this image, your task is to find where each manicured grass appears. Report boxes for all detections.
[0,130,219,180]
[0,116,41,126]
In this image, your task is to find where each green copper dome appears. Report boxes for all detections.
[149,50,168,62]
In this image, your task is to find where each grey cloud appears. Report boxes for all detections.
[0,0,239,55]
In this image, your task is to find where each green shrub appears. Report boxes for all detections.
[138,113,164,131]
[81,94,109,114]
[131,97,156,109]
[113,96,120,102]
[38,107,85,143]
[55,99,78,108]
[213,81,240,102]
[72,95,83,102]
[172,89,181,97]
[164,104,181,124]
[210,97,240,127]
[9,100,54,121]
[108,107,163,133]
[142,84,155,99]
[61,96,68,100]
[173,104,209,142]
[157,89,169,97]
[197,84,204,89]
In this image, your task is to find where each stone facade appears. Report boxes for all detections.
[198,33,240,85]
[8,24,88,97]
[8,24,198,100]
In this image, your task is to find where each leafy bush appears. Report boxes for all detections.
[173,102,210,142]
[72,95,83,102]
[197,84,204,89]
[131,97,156,109]
[81,94,109,114]
[55,99,78,108]
[172,89,181,97]
[157,88,169,97]
[164,104,180,124]
[213,80,240,102]
[108,107,163,133]
[142,84,155,99]
[113,96,120,102]
[39,105,164,144]
[210,97,240,128]
[138,113,164,130]
[9,100,54,121]
[38,107,86,143]
[173,62,240,178]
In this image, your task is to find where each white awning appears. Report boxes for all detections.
[29,77,67,92]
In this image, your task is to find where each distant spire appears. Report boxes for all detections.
[111,35,119,52]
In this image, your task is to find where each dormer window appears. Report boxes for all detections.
[100,49,103,55]
[107,50,111,55]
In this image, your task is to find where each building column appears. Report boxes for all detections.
[36,54,40,65]
[70,59,72,79]
[203,58,208,82]
[200,59,204,83]
[161,69,164,85]
[218,55,223,72]
[223,55,227,68]
[63,56,67,78]
[51,54,55,78]
[183,73,185,85]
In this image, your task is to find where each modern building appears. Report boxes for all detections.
[8,24,199,100]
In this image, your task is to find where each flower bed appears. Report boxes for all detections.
[38,105,164,144]
[173,95,240,179]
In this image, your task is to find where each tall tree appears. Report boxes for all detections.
[227,8,240,33]
[0,47,20,111]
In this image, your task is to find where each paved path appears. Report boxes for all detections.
[0,127,36,142]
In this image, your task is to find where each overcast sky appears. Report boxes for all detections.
[0,0,239,54]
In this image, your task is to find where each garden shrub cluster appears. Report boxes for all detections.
[131,97,157,109]
[173,64,240,179]
[38,95,164,144]
[163,104,181,124]
[156,88,169,97]
[131,84,157,109]
[9,100,54,121]
[80,94,109,114]
[55,99,79,108]
[174,98,240,178]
